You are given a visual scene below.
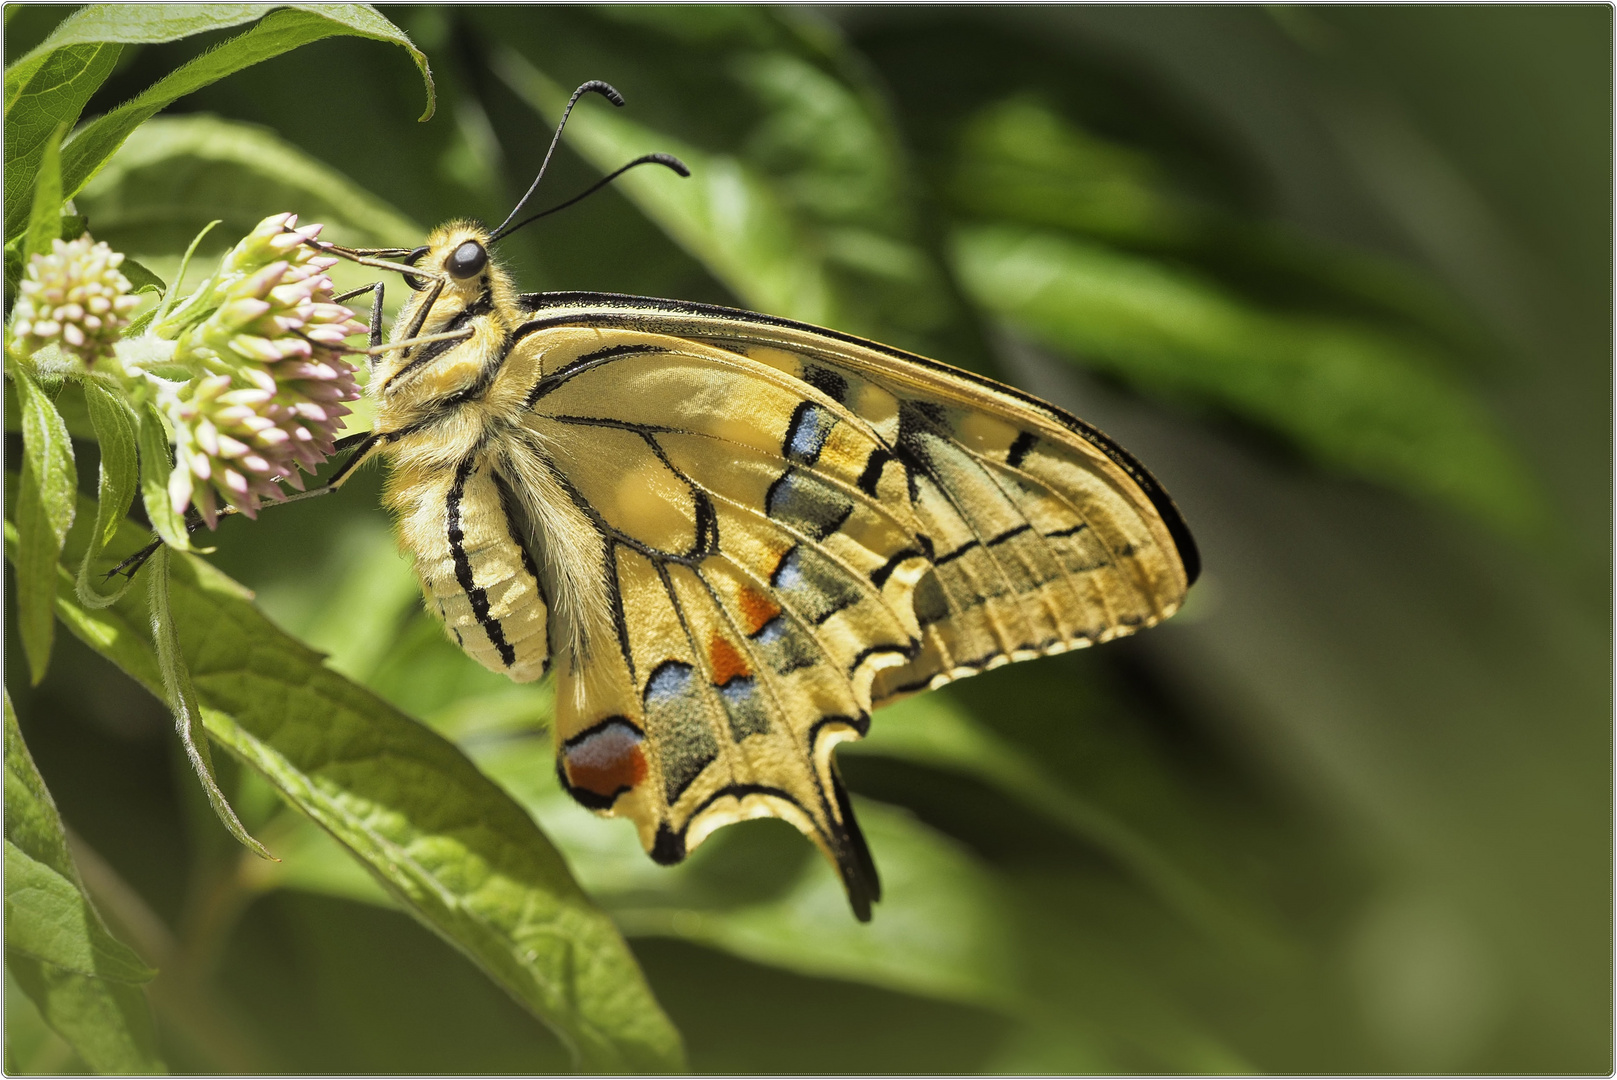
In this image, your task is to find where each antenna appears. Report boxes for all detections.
[489,80,624,241]
[489,153,689,242]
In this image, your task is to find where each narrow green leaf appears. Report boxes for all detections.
[152,219,222,326]
[39,7,433,239]
[4,842,156,982]
[9,364,77,683]
[952,224,1542,531]
[7,4,432,115]
[148,545,273,860]
[77,113,424,254]
[7,510,687,1073]
[4,692,165,1073]
[5,5,432,235]
[23,122,67,262]
[4,693,75,877]
[3,43,123,235]
[135,402,189,552]
[75,380,140,609]
[5,0,274,88]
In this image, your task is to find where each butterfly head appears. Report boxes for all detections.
[369,220,522,411]
[401,220,507,299]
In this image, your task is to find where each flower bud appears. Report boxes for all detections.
[9,235,142,366]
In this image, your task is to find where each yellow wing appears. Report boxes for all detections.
[501,293,1198,920]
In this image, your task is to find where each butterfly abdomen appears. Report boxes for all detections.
[384,447,552,682]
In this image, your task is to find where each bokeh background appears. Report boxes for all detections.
[5,5,1610,1073]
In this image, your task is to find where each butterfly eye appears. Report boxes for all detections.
[401,245,431,291]
[447,240,488,280]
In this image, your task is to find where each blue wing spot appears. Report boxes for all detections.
[644,660,694,706]
[771,546,803,590]
[718,676,755,705]
[784,401,837,465]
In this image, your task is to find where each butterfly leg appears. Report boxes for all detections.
[333,281,386,354]
[107,432,383,581]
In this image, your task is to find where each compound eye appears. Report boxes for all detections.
[447,240,488,279]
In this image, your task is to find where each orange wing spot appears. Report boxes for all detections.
[708,633,751,686]
[738,585,782,635]
[564,724,647,798]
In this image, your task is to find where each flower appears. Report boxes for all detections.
[8,235,142,366]
[156,213,367,526]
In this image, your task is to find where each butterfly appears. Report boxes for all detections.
[164,81,1200,921]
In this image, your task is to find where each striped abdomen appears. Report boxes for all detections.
[384,448,551,682]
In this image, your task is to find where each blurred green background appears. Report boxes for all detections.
[5,5,1610,1073]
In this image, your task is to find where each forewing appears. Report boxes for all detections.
[518,294,1197,709]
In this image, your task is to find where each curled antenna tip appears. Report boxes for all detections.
[490,152,692,241]
[649,153,691,177]
[580,79,626,107]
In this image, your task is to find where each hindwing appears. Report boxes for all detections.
[489,293,1197,919]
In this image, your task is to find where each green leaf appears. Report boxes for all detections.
[147,545,272,860]
[7,509,686,1074]
[5,5,435,236]
[947,95,1488,360]
[952,224,1542,531]
[4,842,156,982]
[4,692,165,1073]
[3,694,75,878]
[469,732,1023,1014]
[8,364,77,683]
[135,401,189,552]
[849,692,1278,955]
[5,951,164,1075]
[7,4,432,116]
[75,380,140,609]
[3,43,122,236]
[617,800,1023,1013]
[76,113,424,255]
[487,10,991,369]
[116,256,165,296]
[22,122,67,262]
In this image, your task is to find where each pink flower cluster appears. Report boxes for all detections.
[160,214,367,526]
